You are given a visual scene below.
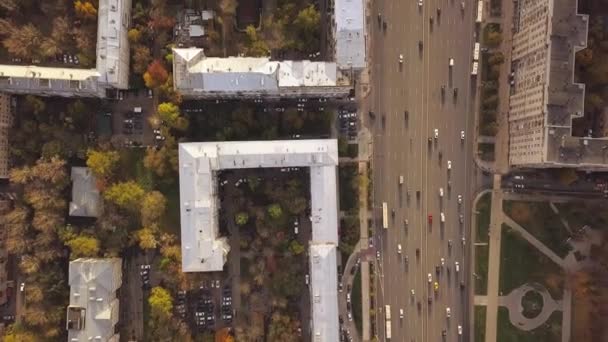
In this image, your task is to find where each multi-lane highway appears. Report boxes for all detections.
[367,0,478,340]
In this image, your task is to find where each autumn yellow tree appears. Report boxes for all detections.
[74,0,97,19]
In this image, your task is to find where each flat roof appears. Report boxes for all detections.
[67,258,122,342]
[179,139,340,341]
[172,48,342,96]
[69,167,101,218]
[334,0,366,69]
[310,245,339,341]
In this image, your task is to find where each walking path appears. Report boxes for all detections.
[502,215,565,268]
[498,283,562,331]
[483,175,506,342]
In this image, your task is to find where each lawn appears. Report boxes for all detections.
[499,224,565,300]
[503,200,572,258]
[352,269,362,334]
[339,165,359,212]
[497,307,562,342]
[476,193,491,243]
[556,201,608,232]
[475,245,489,295]
[475,306,487,342]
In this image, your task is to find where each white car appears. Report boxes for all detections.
[440,212,445,222]
[446,307,451,318]
[305,274,309,284]
[455,262,460,272]
[399,308,404,319]
[348,312,353,321]
[399,54,404,64]
[461,130,465,140]
[398,244,402,254]
[447,160,452,170]
[458,325,462,335]
[418,0,423,6]
[439,188,444,197]
[434,128,439,139]
[458,194,463,204]
[428,273,432,283]
[411,289,415,296]
[440,257,445,266]
[449,58,454,67]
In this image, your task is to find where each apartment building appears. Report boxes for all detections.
[507,0,598,168]
[172,48,352,99]
[66,258,122,342]
[0,0,131,98]
[331,0,366,70]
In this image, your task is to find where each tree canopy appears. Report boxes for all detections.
[86,149,120,180]
[103,181,146,211]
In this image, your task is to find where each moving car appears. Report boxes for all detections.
[428,273,432,283]
[458,325,463,335]
[440,212,445,223]
[447,160,452,170]
[399,54,404,64]
[458,194,463,204]
[461,130,465,140]
[446,307,451,318]
[397,244,402,254]
[399,308,404,319]
[439,188,444,197]
[434,281,439,291]
[434,128,439,139]
[449,58,454,67]
[455,262,460,272]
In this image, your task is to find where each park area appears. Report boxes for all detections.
[474,193,491,295]
[497,307,562,342]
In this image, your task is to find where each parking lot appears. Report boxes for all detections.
[108,90,156,148]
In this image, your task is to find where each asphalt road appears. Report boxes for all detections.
[368,0,478,341]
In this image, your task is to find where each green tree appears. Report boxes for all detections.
[104,181,146,211]
[289,240,305,255]
[485,30,503,47]
[291,5,320,53]
[488,52,505,65]
[86,149,120,179]
[66,235,100,258]
[157,102,180,126]
[149,286,173,317]
[140,191,167,226]
[244,25,270,57]
[267,204,283,220]
[235,212,249,226]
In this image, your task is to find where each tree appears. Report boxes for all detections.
[219,0,237,15]
[482,95,499,110]
[485,30,503,47]
[128,28,143,43]
[74,1,97,19]
[291,5,320,53]
[133,45,152,74]
[244,25,270,57]
[104,181,146,211]
[143,60,169,89]
[157,102,181,127]
[3,326,38,342]
[149,286,173,317]
[2,23,43,59]
[86,149,120,179]
[66,235,100,258]
[488,52,505,65]
[268,312,300,341]
[576,48,593,67]
[235,212,249,226]
[267,204,283,220]
[140,191,167,226]
[135,226,158,249]
[289,240,305,255]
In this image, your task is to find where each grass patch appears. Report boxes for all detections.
[503,201,572,257]
[475,306,487,342]
[352,268,362,334]
[479,143,496,162]
[339,165,359,212]
[475,245,489,295]
[499,224,565,300]
[555,200,608,232]
[476,193,491,243]
[497,307,562,342]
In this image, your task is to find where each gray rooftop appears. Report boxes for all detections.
[334,0,366,69]
[69,167,101,218]
[310,245,339,341]
[67,258,122,342]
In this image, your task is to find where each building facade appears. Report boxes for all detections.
[508,0,597,168]
[0,0,131,98]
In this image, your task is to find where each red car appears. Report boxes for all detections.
[428,214,433,224]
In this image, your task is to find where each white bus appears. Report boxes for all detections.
[476,0,483,23]
[473,42,480,61]
[385,305,392,339]
[382,202,389,229]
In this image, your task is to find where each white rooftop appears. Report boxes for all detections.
[172,48,341,96]
[0,0,131,97]
[69,167,101,218]
[67,258,122,342]
[179,139,340,341]
[334,0,366,69]
[310,245,339,342]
